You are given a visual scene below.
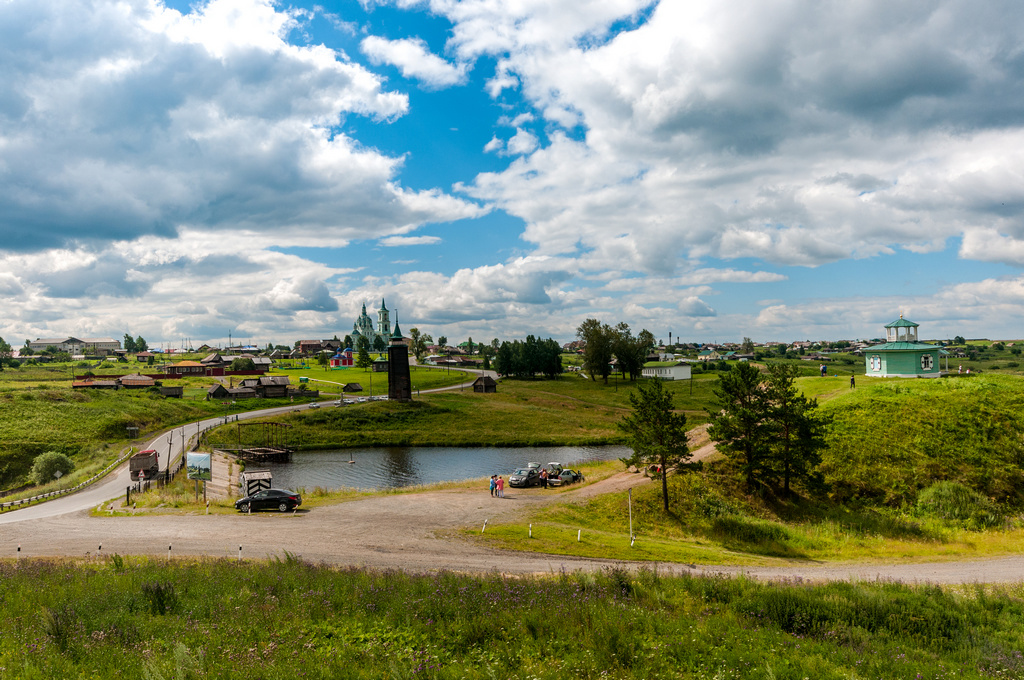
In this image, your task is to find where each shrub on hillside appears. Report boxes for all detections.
[30,451,75,486]
[916,481,1003,529]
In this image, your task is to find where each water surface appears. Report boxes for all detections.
[261,445,630,491]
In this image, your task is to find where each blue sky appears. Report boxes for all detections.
[2,0,1024,349]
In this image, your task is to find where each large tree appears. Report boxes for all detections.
[612,323,655,381]
[619,379,695,512]
[231,357,256,371]
[437,335,448,350]
[764,363,828,496]
[707,362,772,490]
[576,318,613,383]
[356,344,372,370]
[135,335,148,352]
[123,333,137,353]
[0,336,10,371]
[407,328,433,361]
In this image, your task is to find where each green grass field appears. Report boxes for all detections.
[2,557,1024,679]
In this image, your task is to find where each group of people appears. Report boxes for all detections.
[489,475,505,498]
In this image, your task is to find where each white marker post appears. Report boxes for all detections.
[238,545,242,562]
[482,519,488,533]
[628,488,635,548]
[577,529,581,542]
[529,523,532,538]
[167,544,171,561]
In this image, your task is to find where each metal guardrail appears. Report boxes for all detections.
[0,449,133,512]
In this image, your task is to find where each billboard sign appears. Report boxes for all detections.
[186,452,212,481]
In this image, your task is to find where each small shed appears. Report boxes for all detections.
[473,375,498,393]
[239,469,273,496]
[343,383,363,393]
[372,357,389,372]
[206,384,230,400]
[159,385,184,398]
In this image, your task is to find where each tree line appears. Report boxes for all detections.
[493,336,562,378]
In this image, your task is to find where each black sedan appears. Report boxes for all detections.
[235,488,303,513]
[508,468,540,487]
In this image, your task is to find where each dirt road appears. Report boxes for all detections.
[4,469,1024,584]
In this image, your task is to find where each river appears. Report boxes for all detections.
[260,445,631,491]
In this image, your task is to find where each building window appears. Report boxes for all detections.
[870,355,880,371]
[921,354,934,370]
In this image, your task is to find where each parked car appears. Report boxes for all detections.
[508,468,540,487]
[548,469,584,487]
[235,489,303,513]
[309,402,320,409]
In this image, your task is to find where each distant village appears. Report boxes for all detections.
[9,307,996,390]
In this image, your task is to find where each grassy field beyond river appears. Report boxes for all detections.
[206,378,634,449]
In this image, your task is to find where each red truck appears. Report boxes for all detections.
[129,449,160,482]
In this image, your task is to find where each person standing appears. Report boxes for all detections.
[540,469,548,489]
[489,475,496,497]
[850,375,855,388]
[496,476,504,498]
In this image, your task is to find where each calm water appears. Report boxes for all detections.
[261,445,630,491]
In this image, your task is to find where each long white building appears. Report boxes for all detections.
[29,336,121,354]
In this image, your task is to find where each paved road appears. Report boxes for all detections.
[0,403,307,525]
[0,363,487,524]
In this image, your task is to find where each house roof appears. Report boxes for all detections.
[120,374,154,385]
[174,361,203,367]
[864,341,938,351]
[72,380,119,387]
[885,317,919,329]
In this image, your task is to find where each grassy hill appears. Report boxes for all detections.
[818,374,1024,507]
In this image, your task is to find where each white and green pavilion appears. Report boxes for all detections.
[864,316,945,378]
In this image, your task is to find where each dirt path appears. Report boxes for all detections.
[5,468,1024,583]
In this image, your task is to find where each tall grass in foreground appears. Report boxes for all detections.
[0,558,1022,679]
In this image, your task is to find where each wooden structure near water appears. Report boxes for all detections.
[220,421,293,463]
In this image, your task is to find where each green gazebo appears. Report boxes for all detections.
[864,316,943,378]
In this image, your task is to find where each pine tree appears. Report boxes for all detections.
[707,362,772,490]
[619,379,695,512]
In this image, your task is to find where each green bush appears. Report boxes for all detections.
[916,481,1004,529]
[29,450,75,485]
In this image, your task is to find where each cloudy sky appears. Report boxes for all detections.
[2,0,1023,349]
